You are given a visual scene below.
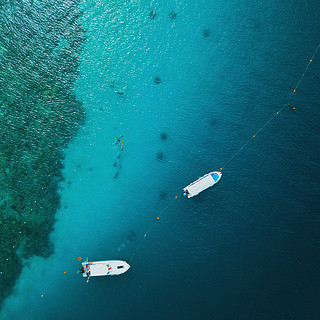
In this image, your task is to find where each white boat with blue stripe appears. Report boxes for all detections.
[183,171,222,198]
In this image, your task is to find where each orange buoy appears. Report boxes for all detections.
[78,257,82,261]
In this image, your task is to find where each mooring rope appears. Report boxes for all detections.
[219,43,320,171]
[128,194,179,264]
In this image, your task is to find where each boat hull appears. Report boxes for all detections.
[183,171,222,198]
[82,260,130,277]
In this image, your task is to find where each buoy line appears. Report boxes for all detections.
[128,195,180,264]
[219,43,320,171]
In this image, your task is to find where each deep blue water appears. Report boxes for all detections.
[1,0,320,319]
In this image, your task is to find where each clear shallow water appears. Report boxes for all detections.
[1,0,320,319]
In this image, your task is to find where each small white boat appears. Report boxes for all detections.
[81,260,130,279]
[183,171,222,198]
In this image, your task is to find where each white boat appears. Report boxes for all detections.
[183,171,222,198]
[81,260,130,279]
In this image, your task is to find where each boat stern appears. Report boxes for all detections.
[81,260,130,277]
[183,187,191,198]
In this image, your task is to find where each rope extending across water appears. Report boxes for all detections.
[129,194,180,264]
[219,43,320,171]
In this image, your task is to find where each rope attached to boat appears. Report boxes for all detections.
[128,194,180,264]
[219,43,320,172]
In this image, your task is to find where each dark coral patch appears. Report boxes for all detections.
[126,231,137,241]
[169,12,177,19]
[148,11,156,18]
[160,132,167,141]
[203,29,211,37]
[159,191,167,200]
[156,152,165,161]
[154,76,162,84]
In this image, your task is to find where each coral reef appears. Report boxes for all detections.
[0,0,86,306]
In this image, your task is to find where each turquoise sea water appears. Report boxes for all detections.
[1,0,320,319]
